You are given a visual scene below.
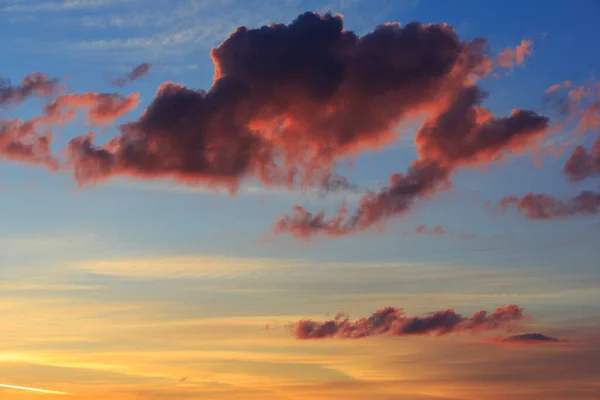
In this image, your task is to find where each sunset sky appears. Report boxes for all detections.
[1,0,600,399]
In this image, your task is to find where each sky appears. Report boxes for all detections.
[1,0,600,399]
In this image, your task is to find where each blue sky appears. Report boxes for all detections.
[1,1,600,398]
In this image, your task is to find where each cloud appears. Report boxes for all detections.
[498,190,600,220]
[0,0,134,12]
[293,304,526,339]
[2,13,551,241]
[563,136,600,182]
[72,255,315,279]
[496,83,600,223]
[545,80,573,94]
[0,232,94,256]
[577,99,600,134]
[414,224,446,236]
[275,85,548,238]
[0,117,59,169]
[66,12,495,191]
[0,383,68,396]
[45,92,140,125]
[411,224,475,239]
[112,63,151,87]
[543,78,600,135]
[495,39,533,69]
[273,161,450,239]
[72,28,204,52]
[0,72,60,107]
[0,75,138,170]
[487,333,576,346]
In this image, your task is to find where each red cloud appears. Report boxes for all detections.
[577,100,600,135]
[0,78,138,171]
[543,78,600,136]
[45,92,140,126]
[113,63,152,87]
[0,117,58,169]
[293,305,526,339]
[0,72,60,107]
[495,40,533,69]
[546,80,573,94]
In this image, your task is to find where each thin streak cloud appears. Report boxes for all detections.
[0,383,68,395]
[1,0,135,12]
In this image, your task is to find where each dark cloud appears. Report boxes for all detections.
[488,333,576,346]
[0,72,59,107]
[564,136,600,182]
[274,160,450,238]
[414,86,549,166]
[293,304,525,339]
[499,190,600,220]
[113,63,152,87]
[67,12,493,191]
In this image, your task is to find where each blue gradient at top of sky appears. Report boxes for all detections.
[0,0,599,275]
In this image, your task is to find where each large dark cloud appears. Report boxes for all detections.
[67,12,495,191]
[293,304,525,339]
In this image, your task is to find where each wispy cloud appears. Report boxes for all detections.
[0,233,95,256]
[0,282,96,292]
[71,28,206,50]
[72,255,310,279]
[113,179,366,204]
[1,0,135,12]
